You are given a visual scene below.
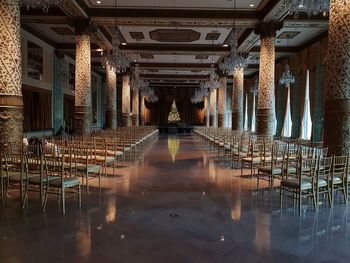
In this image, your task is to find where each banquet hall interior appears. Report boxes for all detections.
[0,0,350,262]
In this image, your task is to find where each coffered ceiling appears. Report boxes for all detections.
[20,0,329,87]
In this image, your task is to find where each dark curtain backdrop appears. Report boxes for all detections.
[145,87,204,125]
[23,87,52,132]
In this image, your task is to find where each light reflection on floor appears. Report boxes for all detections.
[0,134,349,262]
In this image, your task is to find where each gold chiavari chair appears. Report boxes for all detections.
[257,142,285,188]
[317,156,332,207]
[241,142,263,178]
[280,155,319,214]
[42,153,81,215]
[330,155,348,205]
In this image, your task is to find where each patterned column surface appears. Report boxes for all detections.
[105,66,117,129]
[217,77,227,128]
[232,68,244,130]
[140,95,145,125]
[74,33,92,134]
[122,75,131,127]
[210,89,217,127]
[132,88,139,126]
[254,22,283,136]
[0,1,23,148]
[204,96,210,127]
[324,1,350,155]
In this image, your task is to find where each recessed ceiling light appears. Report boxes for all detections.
[249,4,254,7]
[223,44,229,47]
[96,1,102,4]
[299,4,304,8]
[121,42,127,45]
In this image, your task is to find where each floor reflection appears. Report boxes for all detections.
[167,135,180,162]
[0,134,350,262]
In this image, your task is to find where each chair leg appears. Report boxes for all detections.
[251,163,253,179]
[86,172,89,193]
[62,187,65,215]
[42,185,49,211]
[279,186,283,209]
[78,184,81,209]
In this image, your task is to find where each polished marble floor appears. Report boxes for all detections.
[0,134,350,263]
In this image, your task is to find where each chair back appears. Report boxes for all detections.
[332,155,347,181]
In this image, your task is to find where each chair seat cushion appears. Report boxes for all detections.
[303,177,328,187]
[258,165,282,175]
[281,178,312,190]
[242,157,261,164]
[29,175,60,184]
[9,173,40,182]
[76,164,101,173]
[49,177,80,187]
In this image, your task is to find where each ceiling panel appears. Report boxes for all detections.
[86,0,267,10]
[118,26,232,45]
[127,54,222,64]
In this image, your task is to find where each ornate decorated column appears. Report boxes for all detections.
[74,21,92,134]
[254,22,283,136]
[217,77,227,128]
[210,89,217,127]
[122,74,131,127]
[204,96,210,127]
[105,66,117,129]
[324,1,350,155]
[0,1,23,148]
[132,88,139,126]
[232,68,244,130]
[140,95,145,125]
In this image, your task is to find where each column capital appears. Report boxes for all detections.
[73,19,91,35]
[254,21,283,39]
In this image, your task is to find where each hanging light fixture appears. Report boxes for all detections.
[250,79,259,95]
[219,0,248,75]
[101,0,130,74]
[286,0,330,19]
[191,87,208,104]
[279,63,295,87]
[129,40,150,91]
[22,0,63,13]
[141,86,158,103]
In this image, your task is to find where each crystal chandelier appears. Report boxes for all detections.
[286,0,330,18]
[219,33,248,74]
[101,0,130,73]
[129,64,149,90]
[102,29,130,74]
[22,0,63,13]
[200,65,221,91]
[250,79,259,95]
[141,86,158,103]
[219,0,248,75]
[279,64,295,87]
[191,88,208,104]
